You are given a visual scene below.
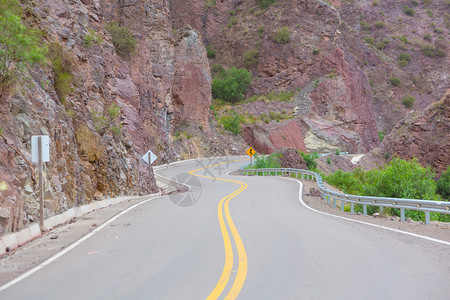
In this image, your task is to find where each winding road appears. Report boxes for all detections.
[0,157,449,299]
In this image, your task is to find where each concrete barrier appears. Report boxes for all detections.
[0,194,157,256]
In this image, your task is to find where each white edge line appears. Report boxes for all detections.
[0,195,162,292]
[1,156,235,292]
[280,177,450,247]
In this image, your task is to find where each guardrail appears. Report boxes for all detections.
[238,167,450,225]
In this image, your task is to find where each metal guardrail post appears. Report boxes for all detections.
[333,198,336,209]
[425,212,430,225]
[341,200,345,212]
[351,203,354,214]
[363,204,367,216]
[379,206,383,214]
[400,208,405,222]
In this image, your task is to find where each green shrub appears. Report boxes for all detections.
[257,0,275,9]
[312,47,320,54]
[204,0,216,7]
[402,95,415,108]
[48,43,75,103]
[390,77,401,86]
[243,49,259,67]
[397,52,411,66]
[325,158,442,220]
[411,0,419,6]
[363,157,437,200]
[363,36,375,45]
[211,64,225,76]
[274,26,291,43]
[399,35,410,44]
[433,27,443,33]
[211,67,252,102]
[105,22,137,57]
[402,5,415,16]
[0,0,47,92]
[421,43,446,57]
[426,9,434,17]
[376,38,389,50]
[374,21,385,28]
[83,28,103,48]
[359,20,372,30]
[258,26,264,37]
[206,45,216,58]
[423,33,432,41]
[378,131,385,142]
[372,0,379,6]
[299,151,319,171]
[335,148,340,155]
[437,167,450,200]
[220,114,241,135]
[228,17,238,26]
[91,103,122,136]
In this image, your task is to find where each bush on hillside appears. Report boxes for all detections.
[299,151,319,171]
[251,153,282,169]
[325,157,447,221]
[211,67,252,102]
[243,49,259,68]
[274,26,291,44]
[437,167,450,200]
[402,95,415,108]
[106,22,137,57]
[0,0,47,92]
[219,114,242,135]
[257,0,275,9]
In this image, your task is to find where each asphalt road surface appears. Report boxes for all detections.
[1,157,449,299]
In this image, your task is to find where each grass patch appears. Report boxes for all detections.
[274,26,291,44]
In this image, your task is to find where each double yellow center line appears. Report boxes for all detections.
[188,160,248,299]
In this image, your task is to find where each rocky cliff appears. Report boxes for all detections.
[171,0,448,153]
[1,0,448,235]
[360,92,450,177]
[0,0,228,235]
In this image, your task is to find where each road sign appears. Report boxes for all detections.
[246,147,255,157]
[32,135,50,163]
[142,150,157,165]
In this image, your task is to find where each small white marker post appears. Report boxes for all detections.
[32,135,50,228]
[142,150,157,192]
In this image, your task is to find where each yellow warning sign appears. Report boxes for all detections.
[246,147,255,157]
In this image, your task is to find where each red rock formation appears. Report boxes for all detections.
[244,120,307,154]
[172,26,212,129]
[360,93,450,176]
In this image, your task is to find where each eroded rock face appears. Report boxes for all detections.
[360,93,450,176]
[172,26,212,129]
[243,120,307,154]
[0,0,212,235]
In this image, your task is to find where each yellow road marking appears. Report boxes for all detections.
[188,160,248,300]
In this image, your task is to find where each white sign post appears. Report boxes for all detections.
[142,150,157,192]
[32,135,50,228]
